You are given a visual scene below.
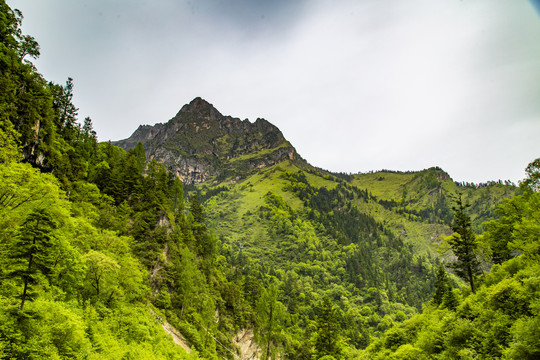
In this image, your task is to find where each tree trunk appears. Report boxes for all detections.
[21,237,36,310]
[20,277,29,310]
[468,265,475,294]
[265,305,274,360]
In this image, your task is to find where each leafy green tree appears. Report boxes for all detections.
[255,282,285,360]
[448,194,480,294]
[83,250,120,302]
[504,316,540,359]
[481,197,522,264]
[0,119,20,163]
[520,158,540,192]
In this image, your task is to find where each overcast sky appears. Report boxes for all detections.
[9,0,540,183]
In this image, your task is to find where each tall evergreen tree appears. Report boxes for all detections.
[432,265,458,310]
[171,177,184,214]
[314,297,343,359]
[189,193,215,260]
[448,194,480,294]
[189,193,205,224]
[50,77,78,140]
[432,265,450,306]
[9,208,57,310]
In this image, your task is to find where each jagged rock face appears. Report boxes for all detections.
[114,97,301,183]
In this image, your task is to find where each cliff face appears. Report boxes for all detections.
[114,97,302,183]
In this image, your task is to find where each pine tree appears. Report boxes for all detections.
[432,265,451,306]
[51,77,79,140]
[9,208,57,310]
[189,193,215,259]
[314,297,343,359]
[448,194,480,294]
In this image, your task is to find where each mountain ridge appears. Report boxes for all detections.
[114,97,304,184]
[113,97,517,241]
[115,97,502,187]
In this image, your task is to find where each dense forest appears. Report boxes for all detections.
[1,2,539,359]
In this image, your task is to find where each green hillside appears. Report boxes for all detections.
[200,165,516,260]
[348,168,517,253]
[360,179,540,359]
[193,160,521,356]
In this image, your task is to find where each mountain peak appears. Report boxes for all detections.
[114,98,303,184]
[180,97,216,113]
[176,97,223,124]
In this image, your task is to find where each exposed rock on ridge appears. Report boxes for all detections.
[114,97,303,183]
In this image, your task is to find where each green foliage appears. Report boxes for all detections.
[361,162,540,359]
[0,118,20,163]
[255,282,286,360]
[480,198,521,264]
[0,158,192,358]
[446,194,480,294]
[432,266,457,310]
[2,4,535,358]
[314,297,343,359]
[520,158,540,192]
[203,167,439,356]
[9,208,58,310]
[504,315,540,359]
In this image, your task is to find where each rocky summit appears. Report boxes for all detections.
[114,97,302,184]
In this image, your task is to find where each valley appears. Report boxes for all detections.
[1,2,538,358]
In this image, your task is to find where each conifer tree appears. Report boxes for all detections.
[9,208,57,310]
[448,194,480,294]
[50,77,78,140]
[432,265,451,306]
[189,193,215,259]
[79,116,98,159]
[314,297,343,359]
[171,177,184,214]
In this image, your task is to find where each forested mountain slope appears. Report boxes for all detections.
[360,170,540,359]
[1,2,538,359]
[351,169,517,233]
